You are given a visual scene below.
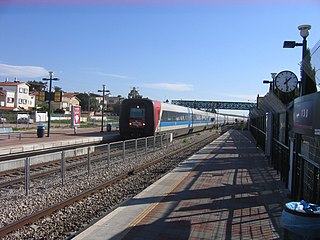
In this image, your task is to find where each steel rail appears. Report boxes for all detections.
[0,149,111,188]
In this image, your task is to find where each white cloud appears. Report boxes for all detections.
[0,63,48,78]
[143,83,193,91]
[87,70,136,80]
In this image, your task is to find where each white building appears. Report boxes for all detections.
[0,81,35,110]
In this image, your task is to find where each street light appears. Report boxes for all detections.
[283,24,311,96]
[263,73,277,92]
[42,71,59,137]
[87,91,91,112]
[97,84,110,132]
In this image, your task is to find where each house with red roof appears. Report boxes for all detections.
[0,80,35,111]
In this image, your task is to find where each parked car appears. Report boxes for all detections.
[17,117,34,124]
[0,115,6,123]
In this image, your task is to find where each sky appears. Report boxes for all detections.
[0,0,319,115]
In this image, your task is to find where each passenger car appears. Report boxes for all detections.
[119,98,216,138]
[17,117,34,124]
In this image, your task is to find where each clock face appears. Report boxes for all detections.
[275,70,298,93]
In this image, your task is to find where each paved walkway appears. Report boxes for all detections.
[122,130,288,239]
[76,129,289,240]
[0,127,117,155]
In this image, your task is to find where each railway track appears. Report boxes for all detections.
[0,130,205,189]
[0,130,220,239]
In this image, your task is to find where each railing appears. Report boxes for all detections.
[293,153,320,203]
[271,138,289,186]
[249,124,266,151]
[1,133,173,196]
[250,122,320,202]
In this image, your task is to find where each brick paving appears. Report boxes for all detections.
[122,130,288,240]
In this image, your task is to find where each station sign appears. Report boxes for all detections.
[293,91,320,136]
[38,91,62,102]
[71,105,81,127]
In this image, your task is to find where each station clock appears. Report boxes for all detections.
[275,70,298,93]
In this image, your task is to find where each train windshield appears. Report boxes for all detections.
[129,107,145,120]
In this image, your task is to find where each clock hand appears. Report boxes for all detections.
[284,77,292,85]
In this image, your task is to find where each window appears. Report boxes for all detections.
[161,111,188,122]
[130,107,145,120]
[19,88,23,93]
[7,97,14,103]
[193,114,207,121]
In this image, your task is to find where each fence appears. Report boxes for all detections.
[250,116,320,203]
[1,133,172,196]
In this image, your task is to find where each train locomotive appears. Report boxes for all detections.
[119,98,216,138]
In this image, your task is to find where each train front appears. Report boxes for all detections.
[119,99,156,138]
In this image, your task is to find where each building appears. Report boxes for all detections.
[51,92,81,113]
[105,95,122,106]
[0,81,35,110]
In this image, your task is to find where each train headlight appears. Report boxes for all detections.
[142,123,145,126]
[129,122,132,126]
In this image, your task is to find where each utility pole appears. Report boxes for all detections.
[42,71,59,137]
[87,92,91,112]
[98,84,110,132]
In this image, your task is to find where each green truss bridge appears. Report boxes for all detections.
[171,100,256,112]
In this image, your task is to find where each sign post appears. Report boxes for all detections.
[71,105,81,134]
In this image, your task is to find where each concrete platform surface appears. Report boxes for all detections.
[75,129,288,240]
[0,127,118,155]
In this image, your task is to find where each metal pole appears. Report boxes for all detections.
[88,92,90,112]
[123,141,126,161]
[101,85,105,132]
[25,157,30,196]
[87,147,91,175]
[107,143,110,168]
[135,139,138,159]
[47,72,53,137]
[98,85,110,132]
[145,137,148,154]
[42,71,59,137]
[301,37,307,96]
[61,151,65,186]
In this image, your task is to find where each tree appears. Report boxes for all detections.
[128,87,142,99]
[303,49,318,94]
[77,93,89,111]
[54,86,62,92]
[27,80,47,92]
[112,102,121,115]
[77,93,99,112]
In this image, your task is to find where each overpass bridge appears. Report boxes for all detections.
[171,100,256,112]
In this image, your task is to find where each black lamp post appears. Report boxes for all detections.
[42,71,59,137]
[98,84,110,132]
[283,24,311,96]
[263,72,277,93]
[87,91,91,112]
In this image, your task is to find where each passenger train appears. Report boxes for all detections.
[119,98,217,138]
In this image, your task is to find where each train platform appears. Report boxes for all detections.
[0,127,118,155]
[74,129,289,240]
